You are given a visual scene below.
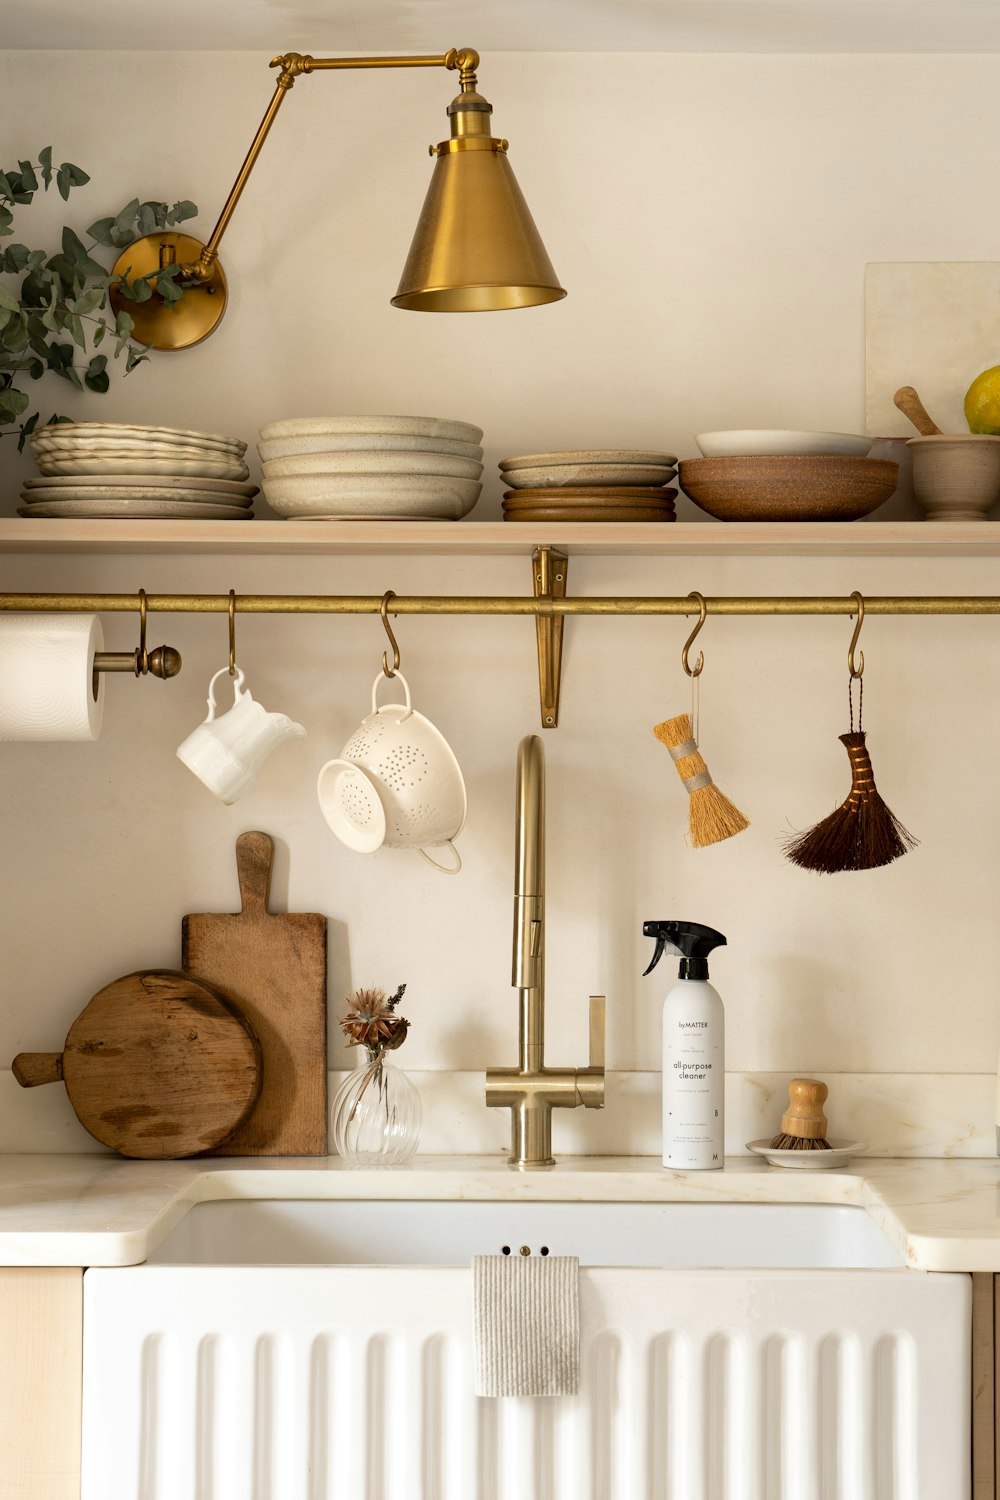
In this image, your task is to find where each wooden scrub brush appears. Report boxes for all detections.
[653,712,749,848]
[771,1078,832,1151]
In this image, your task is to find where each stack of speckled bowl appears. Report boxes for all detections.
[22,422,255,519]
[499,449,678,522]
[258,416,484,520]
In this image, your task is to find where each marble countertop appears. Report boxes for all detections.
[0,1153,998,1270]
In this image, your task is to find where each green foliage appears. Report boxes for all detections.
[0,149,198,450]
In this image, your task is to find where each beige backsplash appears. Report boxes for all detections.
[1,1070,992,1159]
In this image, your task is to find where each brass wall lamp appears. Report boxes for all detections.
[109,47,566,350]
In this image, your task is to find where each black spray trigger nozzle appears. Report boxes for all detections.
[642,921,681,976]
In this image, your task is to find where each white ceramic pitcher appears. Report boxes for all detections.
[177,666,306,804]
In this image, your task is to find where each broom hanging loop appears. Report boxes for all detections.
[681,591,707,679]
[848,591,865,680]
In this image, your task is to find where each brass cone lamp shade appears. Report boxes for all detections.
[392,147,566,312]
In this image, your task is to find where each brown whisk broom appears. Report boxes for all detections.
[784,593,916,874]
[653,593,749,849]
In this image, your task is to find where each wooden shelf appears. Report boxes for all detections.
[3,518,1000,558]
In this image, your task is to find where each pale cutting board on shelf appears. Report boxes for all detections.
[865,261,1000,435]
[182,831,328,1156]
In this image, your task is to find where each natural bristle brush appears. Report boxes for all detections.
[653,592,749,849]
[770,1078,832,1151]
[784,591,916,873]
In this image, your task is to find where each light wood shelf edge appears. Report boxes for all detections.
[2,518,1000,557]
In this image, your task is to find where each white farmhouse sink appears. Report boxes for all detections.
[84,1197,968,1499]
[146,1197,904,1269]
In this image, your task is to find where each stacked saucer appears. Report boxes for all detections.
[258,416,484,520]
[21,422,255,519]
[499,449,678,523]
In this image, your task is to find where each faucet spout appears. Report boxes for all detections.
[485,734,605,1168]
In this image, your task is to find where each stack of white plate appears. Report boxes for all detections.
[21,422,255,520]
[498,449,678,523]
[258,416,484,520]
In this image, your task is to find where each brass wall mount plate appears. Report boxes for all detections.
[108,232,228,350]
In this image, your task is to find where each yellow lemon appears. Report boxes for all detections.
[965,364,1000,433]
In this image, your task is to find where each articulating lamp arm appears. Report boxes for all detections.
[183,48,480,285]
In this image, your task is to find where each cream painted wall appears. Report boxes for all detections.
[1,51,999,1150]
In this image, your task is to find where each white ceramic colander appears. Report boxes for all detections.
[317,671,467,873]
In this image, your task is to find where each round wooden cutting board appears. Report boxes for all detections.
[11,969,262,1159]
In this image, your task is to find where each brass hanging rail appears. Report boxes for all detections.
[4,564,998,727]
[3,593,999,615]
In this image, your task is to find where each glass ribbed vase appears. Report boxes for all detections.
[330,1053,421,1167]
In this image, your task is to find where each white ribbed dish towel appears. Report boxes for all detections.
[472,1253,580,1397]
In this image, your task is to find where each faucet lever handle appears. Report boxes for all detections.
[588,994,605,1071]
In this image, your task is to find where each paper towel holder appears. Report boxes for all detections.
[91,590,182,695]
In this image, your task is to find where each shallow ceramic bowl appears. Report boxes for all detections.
[499,449,677,470]
[695,430,872,459]
[262,451,483,481]
[503,462,677,489]
[679,456,898,521]
[502,504,675,523]
[503,487,677,507]
[258,432,483,462]
[259,415,483,444]
[262,472,481,520]
[33,421,247,454]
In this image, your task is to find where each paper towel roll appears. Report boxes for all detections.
[0,614,105,741]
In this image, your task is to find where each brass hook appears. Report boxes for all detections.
[380,590,400,678]
[228,589,237,676]
[136,588,148,675]
[848,590,865,679]
[681,591,707,678]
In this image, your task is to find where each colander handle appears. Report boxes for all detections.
[371,669,413,720]
[418,841,462,875]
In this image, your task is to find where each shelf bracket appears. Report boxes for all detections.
[532,546,568,729]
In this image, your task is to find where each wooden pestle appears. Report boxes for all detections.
[893,385,943,436]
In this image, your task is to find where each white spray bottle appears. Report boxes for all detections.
[643,920,727,1170]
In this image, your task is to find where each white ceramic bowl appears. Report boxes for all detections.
[262,473,482,520]
[695,430,873,459]
[503,462,677,489]
[262,451,484,481]
[499,449,677,469]
[258,432,483,463]
[259,415,483,444]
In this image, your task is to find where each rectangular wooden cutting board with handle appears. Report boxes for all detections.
[182,830,328,1155]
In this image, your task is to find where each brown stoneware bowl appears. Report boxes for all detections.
[678,455,899,522]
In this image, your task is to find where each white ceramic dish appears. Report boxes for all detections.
[33,455,251,480]
[745,1139,867,1170]
[262,473,481,519]
[503,462,677,489]
[37,420,247,453]
[259,415,483,444]
[22,487,252,507]
[22,473,258,497]
[262,451,483,481]
[499,449,677,470]
[695,430,873,459]
[18,498,252,519]
[257,433,483,463]
[31,436,242,461]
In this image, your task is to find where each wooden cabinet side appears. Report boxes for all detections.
[0,1268,82,1500]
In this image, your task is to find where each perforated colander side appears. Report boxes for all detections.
[338,778,380,830]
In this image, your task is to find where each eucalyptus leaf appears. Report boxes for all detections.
[67,313,85,349]
[46,342,73,373]
[0,284,20,313]
[156,273,183,305]
[0,387,29,418]
[130,278,153,304]
[38,147,52,187]
[168,200,197,224]
[1,318,28,353]
[60,227,107,280]
[67,287,104,316]
[0,206,13,238]
[18,161,38,194]
[93,320,106,347]
[125,345,150,374]
[61,163,90,189]
[3,243,30,273]
[0,174,14,201]
[84,354,109,392]
[86,215,117,246]
[137,203,158,237]
[115,309,134,339]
